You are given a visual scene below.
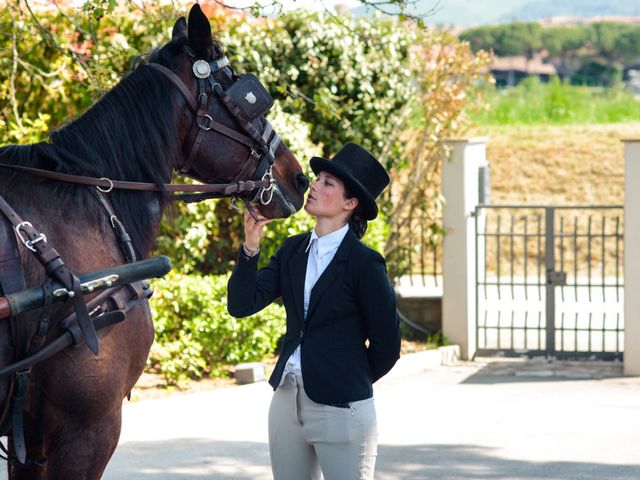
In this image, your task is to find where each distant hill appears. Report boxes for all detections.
[351,0,640,27]
[500,0,640,23]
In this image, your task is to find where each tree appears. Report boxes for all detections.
[460,23,543,58]
[496,22,543,58]
[459,26,497,53]
[541,26,589,79]
[615,27,640,63]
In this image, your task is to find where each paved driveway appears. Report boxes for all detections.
[99,356,640,480]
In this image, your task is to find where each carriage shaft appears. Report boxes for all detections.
[0,256,171,320]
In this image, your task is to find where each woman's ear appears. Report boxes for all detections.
[344,197,359,213]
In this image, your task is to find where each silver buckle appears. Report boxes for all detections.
[214,56,230,71]
[15,222,46,252]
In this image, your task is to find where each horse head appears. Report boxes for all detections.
[149,4,308,219]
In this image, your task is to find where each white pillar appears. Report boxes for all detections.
[624,140,640,375]
[441,138,488,360]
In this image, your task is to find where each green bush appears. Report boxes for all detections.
[149,272,286,385]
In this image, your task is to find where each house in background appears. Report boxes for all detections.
[490,53,557,86]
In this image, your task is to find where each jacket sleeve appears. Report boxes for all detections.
[227,246,282,318]
[357,252,401,382]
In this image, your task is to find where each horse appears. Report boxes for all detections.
[0,4,308,478]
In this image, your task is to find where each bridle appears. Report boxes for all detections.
[148,46,281,208]
[0,48,284,213]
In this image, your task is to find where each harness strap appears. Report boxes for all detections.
[11,370,29,464]
[27,281,53,354]
[209,119,257,148]
[0,194,99,355]
[180,87,209,175]
[0,163,270,195]
[93,191,137,263]
[0,281,149,379]
[147,63,197,112]
[218,92,268,150]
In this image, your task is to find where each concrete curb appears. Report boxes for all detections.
[387,345,460,379]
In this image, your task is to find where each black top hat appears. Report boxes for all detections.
[310,143,390,220]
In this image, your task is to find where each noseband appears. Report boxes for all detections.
[148,49,280,207]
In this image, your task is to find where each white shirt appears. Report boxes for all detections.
[279,223,350,383]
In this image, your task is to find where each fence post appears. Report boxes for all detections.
[624,140,640,375]
[441,138,488,360]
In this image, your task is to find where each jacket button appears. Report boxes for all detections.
[299,330,304,338]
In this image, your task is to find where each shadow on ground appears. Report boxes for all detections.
[460,359,625,384]
[103,439,640,480]
[104,438,270,479]
[376,443,640,479]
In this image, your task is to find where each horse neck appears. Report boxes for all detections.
[50,66,181,184]
[48,66,187,258]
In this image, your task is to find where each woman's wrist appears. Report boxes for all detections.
[242,243,260,257]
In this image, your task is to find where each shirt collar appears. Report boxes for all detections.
[305,223,349,257]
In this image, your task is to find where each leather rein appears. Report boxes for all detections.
[0,50,281,207]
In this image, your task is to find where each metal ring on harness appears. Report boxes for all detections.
[198,115,214,131]
[258,166,276,206]
[97,178,114,193]
[15,222,46,253]
[229,197,244,211]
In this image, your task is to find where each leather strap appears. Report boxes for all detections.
[147,63,197,112]
[0,163,270,195]
[0,194,99,355]
[93,191,137,263]
[0,280,150,379]
[11,369,29,463]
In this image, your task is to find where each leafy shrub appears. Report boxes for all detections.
[149,272,286,385]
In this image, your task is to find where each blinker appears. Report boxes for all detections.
[225,74,274,122]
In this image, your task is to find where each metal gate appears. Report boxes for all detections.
[475,205,624,359]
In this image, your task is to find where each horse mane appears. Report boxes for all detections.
[0,37,213,258]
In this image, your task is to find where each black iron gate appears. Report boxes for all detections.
[475,205,624,360]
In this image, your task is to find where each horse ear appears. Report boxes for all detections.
[172,17,187,40]
[187,4,213,59]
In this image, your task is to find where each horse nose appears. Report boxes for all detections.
[296,173,309,194]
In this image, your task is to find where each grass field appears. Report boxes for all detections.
[468,122,639,206]
[470,79,640,126]
[461,122,639,276]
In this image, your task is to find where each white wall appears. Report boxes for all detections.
[441,138,488,360]
[624,140,640,375]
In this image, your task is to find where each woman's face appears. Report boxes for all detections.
[304,171,357,220]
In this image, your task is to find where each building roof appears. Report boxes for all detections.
[490,56,557,76]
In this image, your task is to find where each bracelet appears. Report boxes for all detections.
[243,244,260,257]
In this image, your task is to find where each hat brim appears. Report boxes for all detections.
[310,157,378,220]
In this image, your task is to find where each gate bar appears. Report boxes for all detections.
[545,207,555,355]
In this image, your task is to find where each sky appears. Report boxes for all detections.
[225,0,361,14]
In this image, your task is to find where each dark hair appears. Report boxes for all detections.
[343,185,368,239]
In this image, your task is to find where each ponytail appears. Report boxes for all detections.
[344,185,368,239]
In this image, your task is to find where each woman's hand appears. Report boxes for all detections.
[243,211,272,251]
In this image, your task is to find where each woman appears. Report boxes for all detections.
[227,143,401,480]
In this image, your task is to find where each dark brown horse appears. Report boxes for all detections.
[0,4,307,478]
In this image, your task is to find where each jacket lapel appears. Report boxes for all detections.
[306,229,358,321]
[288,234,310,325]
